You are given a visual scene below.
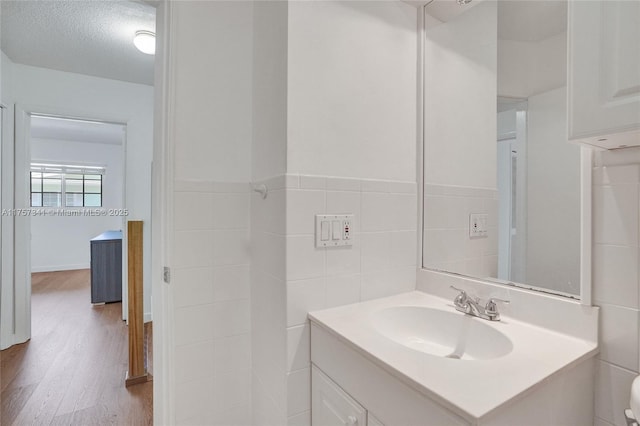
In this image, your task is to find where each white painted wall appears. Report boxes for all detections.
[497,109,516,139]
[0,51,154,345]
[497,32,567,99]
[172,1,253,183]
[252,1,287,182]
[423,0,497,189]
[526,87,580,294]
[30,137,124,272]
[287,1,417,182]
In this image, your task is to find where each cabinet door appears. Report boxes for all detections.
[367,413,384,426]
[312,365,367,426]
[568,0,640,149]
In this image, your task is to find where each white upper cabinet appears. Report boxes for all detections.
[568,0,640,149]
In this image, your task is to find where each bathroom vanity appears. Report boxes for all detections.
[309,291,598,426]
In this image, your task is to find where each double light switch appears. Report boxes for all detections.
[315,214,353,247]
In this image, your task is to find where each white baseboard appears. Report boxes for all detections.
[31,263,90,273]
[144,312,153,323]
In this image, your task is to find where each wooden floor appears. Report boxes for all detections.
[1,269,152,426]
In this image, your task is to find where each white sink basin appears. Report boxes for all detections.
[371,306,513,360]
[309,291,599,420]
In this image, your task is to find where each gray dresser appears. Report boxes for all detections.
[90,230,123,303]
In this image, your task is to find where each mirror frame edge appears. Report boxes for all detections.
[580,146,593,306]
[415,4,594,306]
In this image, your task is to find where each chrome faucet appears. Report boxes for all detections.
[450,286,509,321]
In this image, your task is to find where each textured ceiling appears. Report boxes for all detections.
[1,0,156,86]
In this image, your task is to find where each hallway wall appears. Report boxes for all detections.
[0,52,154,348]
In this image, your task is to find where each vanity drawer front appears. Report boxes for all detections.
[312,365,366,426]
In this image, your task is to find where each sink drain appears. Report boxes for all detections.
[445,353,461,359]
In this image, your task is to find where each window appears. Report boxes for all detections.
[30,163,104,207]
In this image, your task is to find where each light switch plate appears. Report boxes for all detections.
[315,214,354,247]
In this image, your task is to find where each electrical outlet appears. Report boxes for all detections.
[469,213,488,238]
[343,220,351,240]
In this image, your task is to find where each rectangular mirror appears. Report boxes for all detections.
[421,0,583,298]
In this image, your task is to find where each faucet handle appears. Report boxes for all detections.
[485,298,510,318]
[450,286,468,307]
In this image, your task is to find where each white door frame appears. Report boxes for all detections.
[0,103,13,350]
[1,102,18,350]
[12,106,32,346]
[10,105,130,346]
[151,0,174,423]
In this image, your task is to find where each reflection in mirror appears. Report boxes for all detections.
[422,0,581,297]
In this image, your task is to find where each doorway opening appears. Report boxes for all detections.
[0,0,160,422]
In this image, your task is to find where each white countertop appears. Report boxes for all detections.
[308,291,598,421]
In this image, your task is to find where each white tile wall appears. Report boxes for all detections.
[285,175,417,305]
[173,181,252,424]
[251,180,288,426]
[175,340,215,383]
[249,173,417,426]
[252,371,286,426]
[287,410,311,426]
[287,323,311,372]
[325,274,361,307]
[175,376,215,423]
[214,334,251,376]
[592,152,640,426]
[173,267,215,308]
[287,278,326,327]
[283,174,418,425]
[213,265,250,302]
[423,184,499,279]
[593,245,639,309]
[286,236,326,281]
[595,361,638,426]
[595,417,615,426]
[599,304,639,371]
[287,367,311,416]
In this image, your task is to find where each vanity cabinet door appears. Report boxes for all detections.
[367,413,385,426]
[312,366,367,426]
[568,0,640,149]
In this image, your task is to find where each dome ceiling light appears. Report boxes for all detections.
[133,30,155,55]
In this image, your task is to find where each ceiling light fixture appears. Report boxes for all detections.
[133,30,156,55]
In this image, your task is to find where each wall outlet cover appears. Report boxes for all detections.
[315,214,354,248]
